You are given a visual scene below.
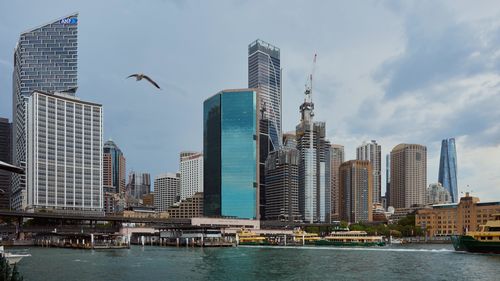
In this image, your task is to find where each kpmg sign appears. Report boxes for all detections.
[60,17,78,25]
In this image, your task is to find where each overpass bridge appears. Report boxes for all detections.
[0,210,191,225]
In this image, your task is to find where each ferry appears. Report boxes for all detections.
[236,229,269,246]
[292,229,321,244]
[451,214,500,254]
[316,228,385,247]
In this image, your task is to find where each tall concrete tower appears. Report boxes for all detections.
[295,75,330,223]
[390,144,427,208]
[330,144,344,221]
[357,140,382,204]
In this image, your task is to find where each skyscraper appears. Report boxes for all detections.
[339,160,373,223]
[390,144,427,208]
[154,173,180,212]
[179,151,203,200]
[127,171,151,201]
[12,13,79,210]
[385,154,390,208]
[295,89,330,223]
[25,90,103,213]
[264,147,300,221]
[249,39,281,220]
[0,118,12,209]
[356,140,381,204]
[248,39,281,148]
[103,139,126,194]
[330,144,344,221]
[203,89,259,219]
[438,138,458,203]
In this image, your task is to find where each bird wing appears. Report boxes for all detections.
[127,74,139,79]
[142,75,161,89]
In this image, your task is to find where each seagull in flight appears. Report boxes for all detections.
[127,73,161,89]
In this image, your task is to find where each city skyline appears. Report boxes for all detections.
[0,1,499,202]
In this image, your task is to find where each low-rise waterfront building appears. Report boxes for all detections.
[142,193,154,207]
[415,193,500,237]
[167,192,203,219]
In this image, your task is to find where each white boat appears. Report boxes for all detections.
[389,236,404,244]
[0,246,31,265]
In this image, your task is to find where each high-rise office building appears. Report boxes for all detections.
[249,40,281,220]
[25,90,103,213]
[390,144,427,208]
[12,13,79,210]
[103,139,126,194]
[127,171,151,201]
[296,91,330,223]
[248,39,281,148]
[357,140,382,204]
[438,138,458,203]
[203,89,259,219]
[339,160,373,223]
[330,144,344,221]
[0,118,12,209]
[264,147,300,221]
[179,151,203,200]
[385,154,390,208]
[154,173,180,212]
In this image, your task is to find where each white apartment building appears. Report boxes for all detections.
[179,152,203,200]
[154,173,179,211]
[25,90,103,213]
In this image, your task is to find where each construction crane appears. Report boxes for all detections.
[304,54,317,108]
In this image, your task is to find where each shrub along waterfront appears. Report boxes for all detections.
[304,215,424,237]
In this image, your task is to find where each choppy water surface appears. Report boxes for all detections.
[16,244,500,280]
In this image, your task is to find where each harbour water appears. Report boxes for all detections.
[15,244,500,280]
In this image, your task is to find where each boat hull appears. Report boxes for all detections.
[314,240,385,247]
[451,235,500,254]
[239,241,270,246]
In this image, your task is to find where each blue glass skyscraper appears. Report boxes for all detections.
[12,13,78,210]
[438,138,458,203]
[203,89,259,219]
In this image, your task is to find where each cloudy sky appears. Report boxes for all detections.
[0,0,499,201]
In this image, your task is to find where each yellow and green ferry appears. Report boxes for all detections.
[236,229,269,246]
[451,214,500,254]
[316,228,385,247]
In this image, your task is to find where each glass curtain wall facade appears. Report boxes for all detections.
[248,39,281,148]
[103,140,126,194]
[12,13,78,210]
[203,89,258,219]
[249,39,281,220]
[438,138,458,203]
[0,118,12,209]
